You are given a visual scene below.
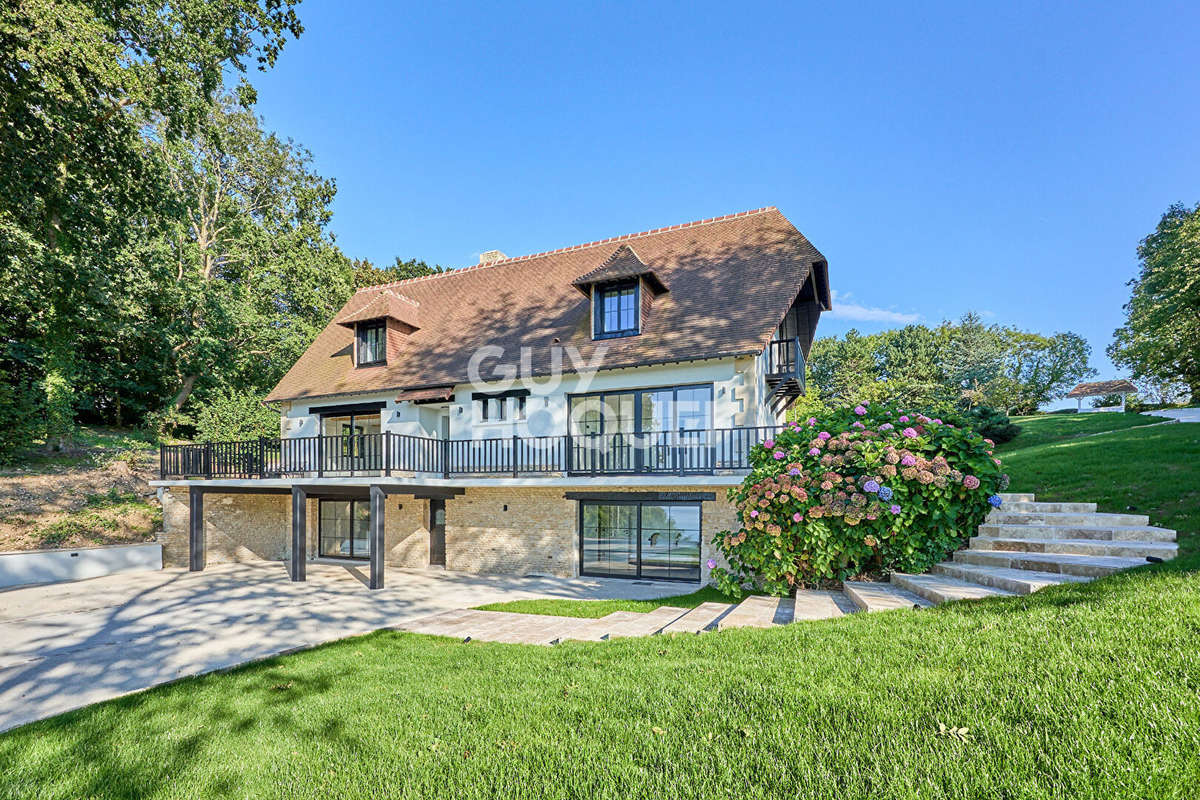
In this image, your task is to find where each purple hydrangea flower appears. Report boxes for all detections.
[808,447,821,456]
[789,467,801,476]
[706,558,717,570]
[879,423,894,431]
[889,504,902,515]
[863,480,881,493]
[817,431,832,441]
[898,415,910,423]
[807,417,817,426]
[853,405,867,416]
[901,427,919,438]
[962,475,981,490]
[988,494,1003,508]
[900,454,917,467]
[877,486,894,501]
[763,438,775,449]
[852,421,865,429]
[773,450,785,460]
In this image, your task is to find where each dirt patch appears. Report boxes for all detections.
[0,458,161,552]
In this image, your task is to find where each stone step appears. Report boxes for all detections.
[998,492,1035,503]
[954,548,1146,578]
[999,501,1097,513]
[977,523,1177,543]
[843,581,933,612]
[605,606,689,639]
[715,595,792,630]
[970,535,1179,559]
[790,590,856,620]
[659,602,736,634]
[986,510,1150,527]
[890,572,1015,604]
[558,611,645,642]
[933,562,1089,594]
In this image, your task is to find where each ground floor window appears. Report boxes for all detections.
[579,501,701,582]
[319,498,370,560]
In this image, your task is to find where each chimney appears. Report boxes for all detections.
[479,249,507,264]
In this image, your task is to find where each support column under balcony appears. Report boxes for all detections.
[369,485,385,590]
[290,486,307,582]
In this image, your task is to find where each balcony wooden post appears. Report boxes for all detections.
[290,486,306,582]
[512,434,520,477]
[369,485,385,590]
[188,487,205,571]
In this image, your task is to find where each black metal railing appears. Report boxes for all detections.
[766,336,804,378]
[159,426,780,480]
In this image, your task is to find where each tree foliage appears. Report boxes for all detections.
[798,315,1094,417]
[1109,203,1200,403]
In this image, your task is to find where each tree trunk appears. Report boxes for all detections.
[171,374,199,413]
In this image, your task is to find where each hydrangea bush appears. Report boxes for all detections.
[711,402,1009,597]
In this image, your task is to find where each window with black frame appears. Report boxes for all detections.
[318,499,371,560]
[579,501,701,581]
[355,320,386,366]
[593,280,639,338]
[567,384,713,473]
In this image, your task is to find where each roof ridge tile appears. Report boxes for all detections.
[354,206,778,294]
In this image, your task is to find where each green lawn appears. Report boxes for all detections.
[474,585,738,617]
[2,413,1199,798]
[999,413,1199,557]
[2,560,1198,799]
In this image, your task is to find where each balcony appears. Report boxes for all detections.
[158,426,780,480]
[764,337,806,411]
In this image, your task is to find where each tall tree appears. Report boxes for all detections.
[1109,203,1200,402]
[0,0,302,448]
[940,312,1005,408]
[353,257,446,289]
[993,330,1094,414]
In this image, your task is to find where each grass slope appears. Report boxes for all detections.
[2,564,1199,799]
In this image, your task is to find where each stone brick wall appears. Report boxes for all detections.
[159,483,739,581]
[160,488,289,567]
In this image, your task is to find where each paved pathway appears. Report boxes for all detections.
[0,562,686,732]
[1143,408,1200,423]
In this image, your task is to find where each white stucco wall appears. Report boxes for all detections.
[278,356,780,443]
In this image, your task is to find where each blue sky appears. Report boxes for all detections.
[250,1,1199,393]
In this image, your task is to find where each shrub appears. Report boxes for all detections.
[961,405,1021,444]
[193,390,280,442]
[711,402,1008,597]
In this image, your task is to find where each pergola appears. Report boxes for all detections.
[1066,380,1138,412]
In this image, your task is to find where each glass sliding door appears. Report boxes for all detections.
[568,383,713,474]
[318,499,371,560]
[579,501,701,581]
[320,413,382,473]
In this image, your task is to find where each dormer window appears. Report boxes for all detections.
[594,280,639,339]
[356,321,386,367]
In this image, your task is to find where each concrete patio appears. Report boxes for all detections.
[0,562,688,733]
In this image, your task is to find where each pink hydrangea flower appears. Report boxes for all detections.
[901,427,918,438]
[900,454,917,467]
[773,450,785,460]
[879,423,894,431]
[962,475,981,489]
[853,405,867,416]
[898,415,910,423]
[808,447,821,456]
[817,431,832,441]
[792,512,803,522]
[889,504,902,514]
[750,509,759,518]
[763,438,775,449]
[706,558,717,569]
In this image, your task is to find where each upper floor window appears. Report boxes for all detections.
[479,396,507,422]
[593,281,639,339]
[356,321,386,367]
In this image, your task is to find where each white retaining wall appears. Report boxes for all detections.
[0,543,162,589]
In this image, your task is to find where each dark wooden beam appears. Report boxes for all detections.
[369,485,385,590]
[188,486,205,571]
[563,491,717,502]
[186,486,292,496]
[290,486,307,582]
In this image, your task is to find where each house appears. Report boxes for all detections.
[150,207,830,588]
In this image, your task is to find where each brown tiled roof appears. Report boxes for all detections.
[1067,380,1138,397]
[571,244,667,295]
[334,289,421,329]
[265,207,827,403]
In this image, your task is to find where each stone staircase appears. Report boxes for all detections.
[397,493,1177,643]
[886,492,1178,605]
